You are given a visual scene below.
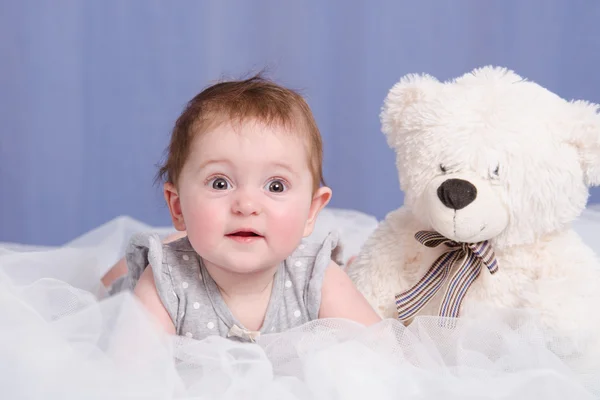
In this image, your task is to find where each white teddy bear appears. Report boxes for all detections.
[347,66,600,368]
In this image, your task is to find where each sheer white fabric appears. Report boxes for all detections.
[1,208,599,399]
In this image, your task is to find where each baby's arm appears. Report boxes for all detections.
[101,256,128,288]
[133,265,176,335]
[318,261,382,326]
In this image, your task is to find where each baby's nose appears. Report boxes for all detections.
[231,191,261,215]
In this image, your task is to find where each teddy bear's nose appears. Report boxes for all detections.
[437,179,477,210]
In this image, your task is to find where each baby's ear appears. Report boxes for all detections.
[303,187,332,238]
[567,100,600,187]
[380,73,440,149]
[164,182,187,231]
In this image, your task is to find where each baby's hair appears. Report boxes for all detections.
[155,73,325,192]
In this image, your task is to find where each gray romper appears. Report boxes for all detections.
[109,231,343,343]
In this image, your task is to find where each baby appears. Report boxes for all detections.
[105,75,381,342]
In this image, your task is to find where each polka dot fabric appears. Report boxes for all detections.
[111,231,343,342]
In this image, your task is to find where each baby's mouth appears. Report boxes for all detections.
[225,230,264,239]
[229,232,259,237]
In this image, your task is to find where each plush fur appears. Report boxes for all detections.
[347,66,600,368]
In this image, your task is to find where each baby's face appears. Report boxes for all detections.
[176,119,317,274]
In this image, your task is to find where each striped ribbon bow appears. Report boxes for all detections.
[395,231,499,321]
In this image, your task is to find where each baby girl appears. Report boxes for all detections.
[104,75,380,342]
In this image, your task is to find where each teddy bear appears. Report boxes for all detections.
[346,66,600,370]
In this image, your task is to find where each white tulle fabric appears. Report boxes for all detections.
[1,208,600,399]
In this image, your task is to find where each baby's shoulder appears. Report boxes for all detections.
[288,231,343,267]
[283,231,343,289]
[281,231,342,321]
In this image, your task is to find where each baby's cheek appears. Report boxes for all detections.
[184,201,225,245]
[277,218,305,239]
[268,205,310,251]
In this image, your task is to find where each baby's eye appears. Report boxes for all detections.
[266,179,287,193]
[210,177,231,190]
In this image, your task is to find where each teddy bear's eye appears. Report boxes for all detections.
[439,164,448,174]
[491,164,500,178]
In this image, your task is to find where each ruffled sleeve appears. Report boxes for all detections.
[123,232,180,325]
[304,231,344,320]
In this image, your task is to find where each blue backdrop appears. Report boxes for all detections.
[2,0,599,245]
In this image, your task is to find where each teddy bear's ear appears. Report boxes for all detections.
[380,73,440,148]
[567,100,600,187]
